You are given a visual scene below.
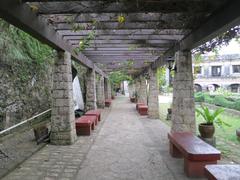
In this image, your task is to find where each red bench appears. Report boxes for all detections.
[205,164,240,180]
[138,105,148,115]
[168,132,221,177]
[105,99,112,107]
[75,115,97,136]
[136,102,145,110]
[130,97,136,103]
[85,109,101,123]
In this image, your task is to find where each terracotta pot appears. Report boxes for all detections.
[198,123,215,138]
[236,129,240,139]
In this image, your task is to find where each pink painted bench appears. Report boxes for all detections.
[168,132,221,177]
[105,99,112,107]
[136,102,145,110]
[205,164,240,180]
[138,105,148,115]
[85,109,101,124]
[75,115,97,136]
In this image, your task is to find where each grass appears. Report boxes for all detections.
[159,102,240,163]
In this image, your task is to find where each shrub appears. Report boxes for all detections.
[194,92,204,102]
[232,100,240,111]
[204,94,214,104]
[214,95,235,109]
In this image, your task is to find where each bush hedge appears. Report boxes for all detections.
[194,92,240,111]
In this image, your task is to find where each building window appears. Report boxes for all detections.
[194,66,201,74]
[230,84,240,93]
[211,66,221,77]
[232,65,240,73]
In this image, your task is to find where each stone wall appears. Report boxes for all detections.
[0,20,54,131]
[0,110,51,178]
[0,55,53,131]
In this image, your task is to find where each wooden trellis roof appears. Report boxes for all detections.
[0,0,240,75]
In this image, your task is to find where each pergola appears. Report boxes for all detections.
[0,0,240,145]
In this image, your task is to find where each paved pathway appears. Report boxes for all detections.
[3,96,203,180]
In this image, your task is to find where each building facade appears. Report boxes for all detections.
[193,54,240,93]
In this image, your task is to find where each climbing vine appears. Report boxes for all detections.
[0,19,55,82]
[193,26,240,54]
[109,70,132,86]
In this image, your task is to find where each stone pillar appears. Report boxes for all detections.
[104,78,108,99]
[96,75,105,108]
[107,80,112,98]
[171,50,196,133]
[138,75,147,104]
[135,78,141,101]
[128,83,133,97]
[86,68,97,110]
[51,51,76,145]
[148,68,159,119]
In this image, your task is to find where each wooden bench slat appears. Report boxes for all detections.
[168,132,221,161]
[205,165,240,180]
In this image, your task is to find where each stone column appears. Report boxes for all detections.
[96,75,105,108]
[107,80,112,98]
[51,51,76,145]
[86,67,97,110]
[128,83,133,97]
[171,50,196,133]
[104,77,108,99]
[148,68,159,119]
[138,75,147,104]
[134,78,141,101]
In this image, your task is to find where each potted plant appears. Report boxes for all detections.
[196,105,229,138]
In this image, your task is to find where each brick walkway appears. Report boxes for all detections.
[3,96,203,180]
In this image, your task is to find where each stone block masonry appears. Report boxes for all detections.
[50,51,77,145]
[138,75,147,104]
[148,68,159,119]
[107,80,112,99]
[96,75,105,108]
[86,67,97,110]
[171,50,196,133]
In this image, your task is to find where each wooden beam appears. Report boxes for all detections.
[83,47,168,51]
[152,0,240,70]
[41,12,205,24]
[28,1,223,14]
[72,43,173,48]
[180,0,240,50]
[0,0,106,77]
[58,29,189,36]
[69,39,175,44]
[55,21,193,30]
[63,34,184,41]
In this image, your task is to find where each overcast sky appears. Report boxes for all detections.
[218,39,240,55]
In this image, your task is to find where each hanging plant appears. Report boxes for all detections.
[117,14,126,24]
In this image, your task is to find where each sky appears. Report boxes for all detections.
[217,39,240,55]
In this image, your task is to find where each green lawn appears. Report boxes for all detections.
[159,102,240,162]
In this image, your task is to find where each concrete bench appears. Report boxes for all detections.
[168,132,221,177]
[138,105,148,115]
[85,109,101,124]
[75,115,97,136]
[136,102,145,110]
[205,164,240,180]
[105,99,112,107]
